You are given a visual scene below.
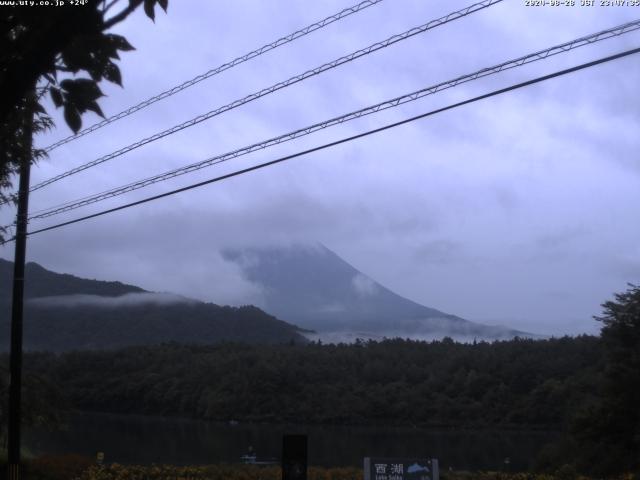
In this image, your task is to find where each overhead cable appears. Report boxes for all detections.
[28,0,504,194]
[15,46,639,240]
[27,19,640,221]
[42,0,386,153]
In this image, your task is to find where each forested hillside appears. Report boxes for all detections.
[0,259,144,299]
[0,259,307,349]
[0,301,307,351]
[18,336,601,427]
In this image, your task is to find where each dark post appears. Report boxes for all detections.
[7,99,33,480]
[282,434,307,480]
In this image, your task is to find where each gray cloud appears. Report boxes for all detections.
[351,273,378,297]
[413,240,463,266]
[28,292,196,308]
[1,0,639,336]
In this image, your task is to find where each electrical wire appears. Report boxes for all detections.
[27,0,504,194]
[14,46,638,241]
[42,0,386,153]
[26,18,640,221]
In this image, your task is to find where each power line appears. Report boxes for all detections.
[27,0,503,194]
[42,0,385,153]
[26,19,640,221]
[18,46,640,240]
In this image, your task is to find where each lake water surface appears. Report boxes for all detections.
[26,412,558,471]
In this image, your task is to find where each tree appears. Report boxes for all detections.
[0,0,169,234]
[0,363,69,449]
[0,2,170,472]
[596,284,640,471]
[571,284,640,475]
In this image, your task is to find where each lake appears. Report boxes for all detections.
[25,412,558,471]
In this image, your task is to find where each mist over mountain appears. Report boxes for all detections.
[0,259,145,299]
[223,244,535,341]
[0,259,306,351]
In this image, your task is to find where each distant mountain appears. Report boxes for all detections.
[223,244,535,341]
[0,259,145,300]
[0,259,306,351]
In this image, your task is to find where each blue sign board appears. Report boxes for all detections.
[364,458,439,480]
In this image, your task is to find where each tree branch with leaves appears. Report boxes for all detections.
[0,0,169,237]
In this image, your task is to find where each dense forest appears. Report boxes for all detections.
[17,336,601,429]
[0,300,307,351]
[1,284,638,476]
[0,335,633,475]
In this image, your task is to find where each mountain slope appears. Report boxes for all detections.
[223,244,533,340]
[0,259,306,351]
[0,259,144,299]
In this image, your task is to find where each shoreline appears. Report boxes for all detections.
[67,410,564,433]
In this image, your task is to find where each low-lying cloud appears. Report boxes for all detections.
[28,292,198,309]
[351,273,378,297]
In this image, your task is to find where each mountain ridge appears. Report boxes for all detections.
[0,258,145,299]
[222,243,535,341]
[0,258,307,351]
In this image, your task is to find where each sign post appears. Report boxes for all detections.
[364,458,439,480]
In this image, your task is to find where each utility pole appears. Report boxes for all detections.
[7,95,33,480]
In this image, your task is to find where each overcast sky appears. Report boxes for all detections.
[2,0,639,336]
